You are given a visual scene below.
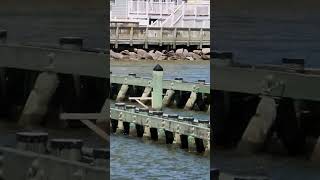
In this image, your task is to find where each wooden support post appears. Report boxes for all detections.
[311,137,320,162]
[141,86,152,104]
[180,134,188,149]
[129,26,133,46]
[19,70,59,127]
[144,27,149,49]
[199,28,203,49]
[204,140,210,155]
[97,98,109,134]
[129,123,137,136]
[115,25,119,49]
[159,27,163,46]
[116,120,124,134]
[80,120,109,141]
[150,128,158,140]
[73,75,81,99]
[184,91,197,110]
[136,124,144,137]
[195,138,205,153]
[143,126,151,138]
[188,136,196,152]
[152,64,163,110]
[158,129,166,143]
[174,132,181,144]
[187,28,191,47]
[163,89,175,107]
[238,96,276,152]
[173,28,177,49]
[116,84,129,102]
[165,130,174,144]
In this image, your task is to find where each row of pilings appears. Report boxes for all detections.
[110,103,210,154]
[110,77,210,112]
[212,90,320,160]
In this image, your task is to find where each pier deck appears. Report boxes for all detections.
[212,62,320,101]
[0,44,108,78]
[110,26,210,49]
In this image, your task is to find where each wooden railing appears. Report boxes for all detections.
[127,1,176,18]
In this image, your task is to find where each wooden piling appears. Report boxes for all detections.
[116,84,129,102]
[19,70,59,127]
[162,89,175,107]
[239,96,276,152]
[165,130,174,144]
[185,91,197,110]
[141,86,152,104]
[150,128,158,140]
[152,64,163,110]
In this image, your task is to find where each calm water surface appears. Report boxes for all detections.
[111,61,210,83]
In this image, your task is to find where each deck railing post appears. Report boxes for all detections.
[152,64,163,110]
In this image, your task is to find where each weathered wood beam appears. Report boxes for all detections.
[0,44,109,78]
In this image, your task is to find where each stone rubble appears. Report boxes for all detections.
[110,48,210,61]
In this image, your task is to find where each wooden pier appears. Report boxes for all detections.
[212,53,320,161]
[111,71,210,111]
[110,103,210,153]
[110,25,210,49]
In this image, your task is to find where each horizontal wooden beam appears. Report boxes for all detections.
[212,63,320,101]
[60,113,108,120]
[111,75,210,94]
[0,44,109,78]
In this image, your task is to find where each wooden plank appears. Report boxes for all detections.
[135,99,149,109]
[0,45,108,78]
[129,97,152,100]
[60,113,108,120]
[97,98,109,123]
[80,119,109,142]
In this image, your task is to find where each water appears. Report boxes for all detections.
[214,0,320,67]
[111,61,210,179]
[0,1,106,49]
[111,61,210,83]
[213,1,320,179]
[111,135,210,180]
